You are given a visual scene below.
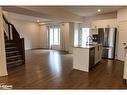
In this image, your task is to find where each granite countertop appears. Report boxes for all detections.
[74,46,94,49]
[74,44,102,49]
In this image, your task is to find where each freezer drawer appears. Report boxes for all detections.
[102,47,115,59]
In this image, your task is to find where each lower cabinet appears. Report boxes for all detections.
[95,45,102,64]
[89,45,102,69]
[89,47,95,69]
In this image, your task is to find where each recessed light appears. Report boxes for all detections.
[39,23,46,25]
[37,20,40,22]
[97,9,101,12]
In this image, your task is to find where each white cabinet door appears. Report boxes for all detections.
[92,29,98,35]
[98,45,102,61]
[95,45,102,64]
[95,46,98,64]
[123,52,127,79]
[117,22,127,61]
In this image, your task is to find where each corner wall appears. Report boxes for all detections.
[39,25,49,49]
[117,7,127,61]
[0,7,8,77]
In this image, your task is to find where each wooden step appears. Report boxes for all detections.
[5,40,15,43]
[7,60,24,68]
[6,51,19,57]
[6,47,18,52]
[5,43,16,47]
[6,55,22,62]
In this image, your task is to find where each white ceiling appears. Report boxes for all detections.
[4,11,54,23]
[3,6,125,23]
[60,6,123,16]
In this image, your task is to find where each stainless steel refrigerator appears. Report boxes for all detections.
[98,28,117,59]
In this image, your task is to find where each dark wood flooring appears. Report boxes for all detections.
[0,49,127,89]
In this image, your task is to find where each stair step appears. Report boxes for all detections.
[6,47,17,49]
[5,43,16,47]
[6,51,19,57]
[6,50,19,53]
[7,55,21,59]
[6,47,18,52]
[7,60,23,68]
[7,55,21,62]
[5,40,15,43]
[7,59,23,65]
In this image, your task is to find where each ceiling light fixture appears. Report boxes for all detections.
[97,9,101,12]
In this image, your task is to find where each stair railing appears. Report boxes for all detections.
[2,14,25,64]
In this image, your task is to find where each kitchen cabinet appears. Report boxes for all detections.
[123,50,127,83]
[94,45,102,64]
[89,47,95,68]
[92,29,98,34]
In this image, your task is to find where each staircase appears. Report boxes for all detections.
[3,15,25,68]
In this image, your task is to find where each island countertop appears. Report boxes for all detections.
[73,44,102,49]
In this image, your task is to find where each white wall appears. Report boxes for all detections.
[9,19,40,50]
[60,23,70,51]
[39,25,49,48]
[0,7,8,77]
[117,7,127,61]
[68,22,75,53]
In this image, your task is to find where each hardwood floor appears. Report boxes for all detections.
[0,49,127,89]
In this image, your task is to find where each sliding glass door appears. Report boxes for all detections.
[49,27,60,50]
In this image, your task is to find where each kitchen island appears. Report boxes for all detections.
[73,44,102,72]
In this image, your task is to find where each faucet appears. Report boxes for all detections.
[86,36,93,45]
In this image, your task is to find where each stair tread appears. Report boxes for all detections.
[6,47,17,49]
[7,55,21,59]
[6,51,19,54]
[5,42,16,44]
[7,60,23,65]
[5,43,16,46]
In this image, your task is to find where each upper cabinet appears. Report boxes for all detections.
[91,19,117,28]
[117,7,127,22]
[91,29,98,34]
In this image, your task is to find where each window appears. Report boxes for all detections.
[81,28,90,47]
[74,27,90,47]
[53,28,60,45]
[49,27,60,48]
